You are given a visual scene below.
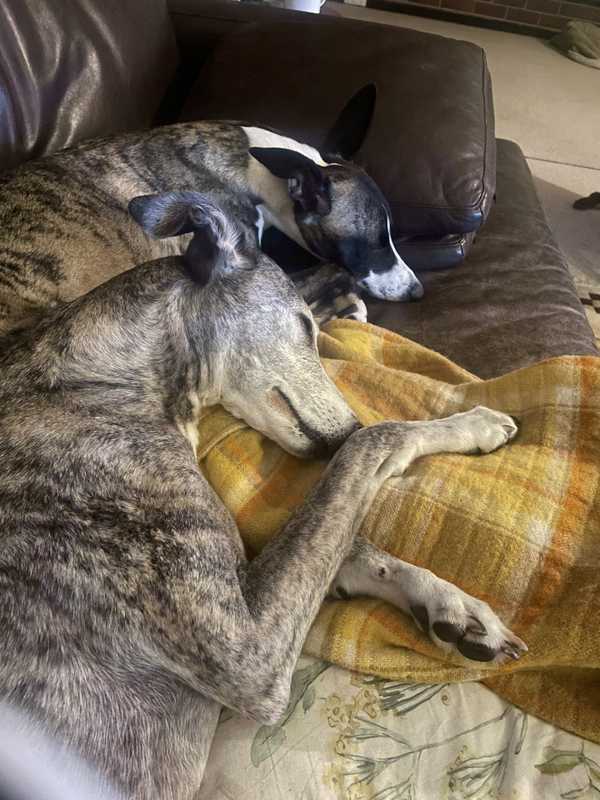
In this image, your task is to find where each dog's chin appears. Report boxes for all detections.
[358,270,424,302]
[359,282,422,302]
[273,433,335,460]
[280,439,328,460]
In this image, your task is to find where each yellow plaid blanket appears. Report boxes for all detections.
[197,320,600,743]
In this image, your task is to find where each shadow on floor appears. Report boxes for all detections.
[532,177,600,288]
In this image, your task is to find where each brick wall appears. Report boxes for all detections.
[355,0,600,34]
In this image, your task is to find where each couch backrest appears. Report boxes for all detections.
[0,0,179,173]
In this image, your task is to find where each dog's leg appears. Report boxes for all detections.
[330,538,527,664]
[289,263,368,325]
[155,406,522,725]
[329,406,527,665]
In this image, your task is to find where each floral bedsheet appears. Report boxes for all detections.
[199,657,600,800]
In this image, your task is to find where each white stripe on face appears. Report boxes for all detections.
[386,213,403,263]
[358,213,423,301]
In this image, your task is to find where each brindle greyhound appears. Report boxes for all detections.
[0,192,526,800]
[0,85,420,338]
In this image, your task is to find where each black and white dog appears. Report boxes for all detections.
[0,85,422,336]
[245,84,423,301]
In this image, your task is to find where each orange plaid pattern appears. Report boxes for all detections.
[197,320,600,743]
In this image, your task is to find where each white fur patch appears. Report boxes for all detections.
[386,213,404,265]
[255,206,265,246]
[359,268,422,301]
[242,127,324,251]
[358,214,423,301]
[242,127,327,166]
[176,393,202,456]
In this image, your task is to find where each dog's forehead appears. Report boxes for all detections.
[323,172,389,243]
[217,270,307,347]
[327,167,388,221]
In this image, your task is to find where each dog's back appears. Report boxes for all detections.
[0,122,254,335]
[0,264,228,797]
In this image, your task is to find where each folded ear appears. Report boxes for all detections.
[321,83,377,161]
[128,192,206,239]
[249,148,331,217]
[128,192,244,286]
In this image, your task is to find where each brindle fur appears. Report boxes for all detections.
[0,193,526,799]
[0,123,253,333]
[0,87,424,336]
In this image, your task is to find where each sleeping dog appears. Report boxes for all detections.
[0,85,421,337]
[0,192,524,799]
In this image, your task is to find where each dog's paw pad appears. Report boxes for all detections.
[432,620,464,643]
[413,582,527,665]
[456,638,497,662]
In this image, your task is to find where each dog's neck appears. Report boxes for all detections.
[26,262,225,447]
[242,126,325,255]
[255,182,306,251]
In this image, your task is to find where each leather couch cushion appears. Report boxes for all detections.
[179,14,495,238]
[0,0,178,172]
[263,225,475,273]
[366,139,598,377]
[395,231,476,271]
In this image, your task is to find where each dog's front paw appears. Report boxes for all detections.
[461,406,519,454]
[332,291,367,323]
[291,263,368,326]
[409,576,527,665]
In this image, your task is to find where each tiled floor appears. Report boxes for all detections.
[326,2,600,343]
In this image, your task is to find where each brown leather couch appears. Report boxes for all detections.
[0,0,596,378]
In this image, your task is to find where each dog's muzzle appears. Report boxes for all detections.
[359,272,424,302]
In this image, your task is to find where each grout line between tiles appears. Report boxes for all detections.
[525,155,600,173]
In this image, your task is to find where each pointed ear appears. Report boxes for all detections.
[128,192,244,286]
[249,148,331,217]
[321,83,377,161]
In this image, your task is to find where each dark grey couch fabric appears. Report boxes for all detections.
[366,139,598,378]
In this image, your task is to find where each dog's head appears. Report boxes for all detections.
[129,191,359,459]
[249,85,423,302]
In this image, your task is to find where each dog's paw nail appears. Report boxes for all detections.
[508,635,528,654]
[504,422,519,439]
[502,645,521,661]
[410,604,430,632]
